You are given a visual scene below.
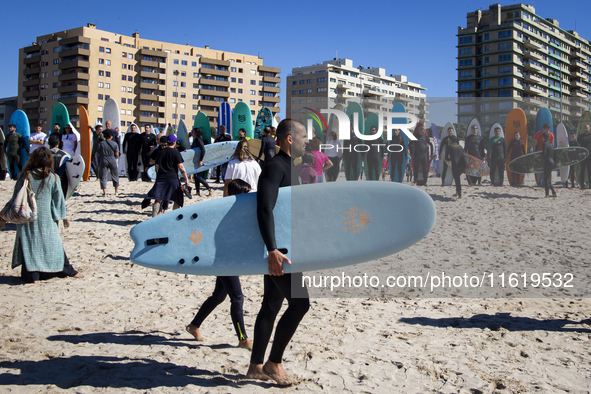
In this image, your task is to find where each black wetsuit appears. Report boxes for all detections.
[447,142,465,197]
[542,140,556,196]
[140,132,156,182]
[438,135,452,185]
[91,131,106,178]
[251,150,309,365]
[343,133,361,181]
[579,133,591,189]
[464,134,485,185]
[191,137,211,193]
[366,136,384,181]
[568,139,580,187]
[390,134,406,183]
[123,132,142,181]
[5,132,25,180]
[411,135,432,185]
[258,134,276,167]
[214,133,231,182]
[488,137,506,186]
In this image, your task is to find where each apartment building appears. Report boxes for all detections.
[286,58,428,130]
[457,3,591,129]
[18,24,281,131]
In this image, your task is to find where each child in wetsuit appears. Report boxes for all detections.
[186,179,253,350]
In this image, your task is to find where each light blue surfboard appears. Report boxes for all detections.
[129,182,436,276]
[9,110,31,176]
[390,103,408,182]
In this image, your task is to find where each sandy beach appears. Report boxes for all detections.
[1,172,591,393]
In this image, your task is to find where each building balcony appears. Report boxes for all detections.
[139,70,160,79]
[58,71,89,81]
[59,96,89,106]
[574,100,588,108]
[24,56,40,65]
[525,108,538,116]
[572,50,585,60]
[139,105,158,112]
[525,97,545,106]
[200,57,230,67]
[58,84,89,94]
[199,78,230,87]
[395,94,412,103]
[139,81,160,90]
[574,71,587,80]
[58,59,90,70]
[58,48,90,58]
[573,91,587,98]
[262,85,280,93]
[336,83,349,91]
[139,115,157,124]
[525,85,543,94]
[139,59,164,69]
[23,78,40,87]
[59,36,91,46]
[23,45,40,54]
[525,74,542,83]
[23,90,39,99]
[208,90,230,98]
[524,50,542,61]
[363,88,385,97]
[23,67,40,76]
[201,110,218,118]
[258,65,281,74]
[263,75,281,84]
[269,106,280,113]
[571,59,584,68]
[523,38,543,50]
[199,68,230,78]
[199,99,219,107]
[574,80,586,89]
[139,93,158,101]
[263,96,280,103]
[524,62,542,72]
[22,101,40,110]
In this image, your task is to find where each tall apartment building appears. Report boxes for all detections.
[286,58,428,131]
[18,24,281,131]
[457,3,591,129]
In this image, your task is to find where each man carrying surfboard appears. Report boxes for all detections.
[464,125,484,186]
[247,119,309,386]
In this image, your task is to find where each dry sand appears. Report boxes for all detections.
[1,172,591,393]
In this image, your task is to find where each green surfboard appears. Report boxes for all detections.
[232,102,253,140]
[364,112,380,180]
[254,107,273,140]
[576,111,591,188]
[193,112,212,144]
[51,102,70,129]
[344,102,364,181]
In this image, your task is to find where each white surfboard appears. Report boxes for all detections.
[556,123,569,183]
[103,98,124,175]
[65,154,84,199]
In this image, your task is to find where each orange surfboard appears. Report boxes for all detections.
[505,108,528,186]
[79,105,92,181]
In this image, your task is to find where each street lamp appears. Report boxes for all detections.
[173,69,179,129]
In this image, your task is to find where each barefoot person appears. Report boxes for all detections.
[541,132,557,198]
[186,179,254,350]
[246,119,310,386]
[96,130,120,197]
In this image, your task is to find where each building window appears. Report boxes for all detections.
[128,76,133,81]
[250,80,256,85]
[53,70,59,76]
[250,100,255,105]
[99,70,104,76]
[498,78,512,86]
[122,52,127,57]
[98,82,104,88]
[181,82,186,87]
[459,36,473,44]
[127,87,132,92]
[250,90,256,95]
[231,67,237,72]
[238,78,243,83]
[238,89,243,94]
[498,30,511,38]
[121,98,126,104]
[98,94,104,100]
[105,83,110,89]
[181,60,187,66]
[128,65,133,70]
[127,99,132,104]
[459,48,473,55]
[173,81,178,87]
[459,82,473,90]
[121,86,126,92]
[498,54,511,62]
[192,62,197,67]
[174,59,179,64]
[99,47,105,52]
[307,89,312,93]
[106,60,111,66]
[106,71,111,77]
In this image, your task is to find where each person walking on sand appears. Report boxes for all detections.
[246,119,310,386]
[464,124,484,186]
[541,132,557,198]
[446,135,465,199]
[567,132,580,188]
[96,130,120,196]
[186,179,254,351]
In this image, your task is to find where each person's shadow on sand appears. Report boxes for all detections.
[399,313,591,333]
[0,355,277,390]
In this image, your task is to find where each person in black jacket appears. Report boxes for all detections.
[438,127,455,186]
[410,124,433,186]
[190,128,212,196]
[139,125,156,182]
[446,135,465,198]
[122,124,142,181]
[464,124,485,185]
[541,132,557,197]
[257,127,276,168]
[567,132,580,188]
[578,124,591,189]
[488,127,507,186]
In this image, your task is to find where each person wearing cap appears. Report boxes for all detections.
[464,124,485,186]
[146,134,189,217]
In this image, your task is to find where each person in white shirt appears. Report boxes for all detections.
[223,140,261,196]
[61,125,78,156]
[29,124,48,153]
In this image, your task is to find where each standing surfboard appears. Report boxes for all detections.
[248,139,280,161]
[193,112,212,144]
[439,122,455,186]
[232,102,253,140]
[576,111,591,188]
[51,102,70,130]
[162,123,169,135]
[555,123,569,184]
[103,98,124,175]
[217,102,233,140]
[65,154,85,199]
[505,108,527,186]
[412,122,431,185]
[129,182,436,276]
[177,119,190,150]
[487,122,504,186]
[464,117,482,185]
[272,115,279,128]
[79,106,92,181]
[431,123,440,176]
[254,107,273,140]
[534,107,553,185]
[390,103,408,183]
[364,112,380,180]
[345,101,364,181]
[9,110,31,176]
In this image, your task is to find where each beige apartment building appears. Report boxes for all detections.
[286,58,428,129]
[457,3,591,129]
[18,24,281,131]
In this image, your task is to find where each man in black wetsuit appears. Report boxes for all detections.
[91,125,106,180]
[488,127,506,186]
[410,124,433,186]
[541,132,557,197]
[214,125,232,183]
[390,129,406,183]
[464,124,485,185]
[438,127,455,186]
[246,119,310,386]
[578,124,591,189]
[568,132,580,188]
[446,135,465,199]
[123,124,142,181]
[5,124,25,180]
[257,126,276,167]
[366,126,383,180]
[139,125,156,182]
[343,125,361,181]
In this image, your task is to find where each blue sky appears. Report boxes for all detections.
[2,0,590,121]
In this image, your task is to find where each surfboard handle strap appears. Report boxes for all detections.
[146,237,168,246]
[278,248,288,254]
